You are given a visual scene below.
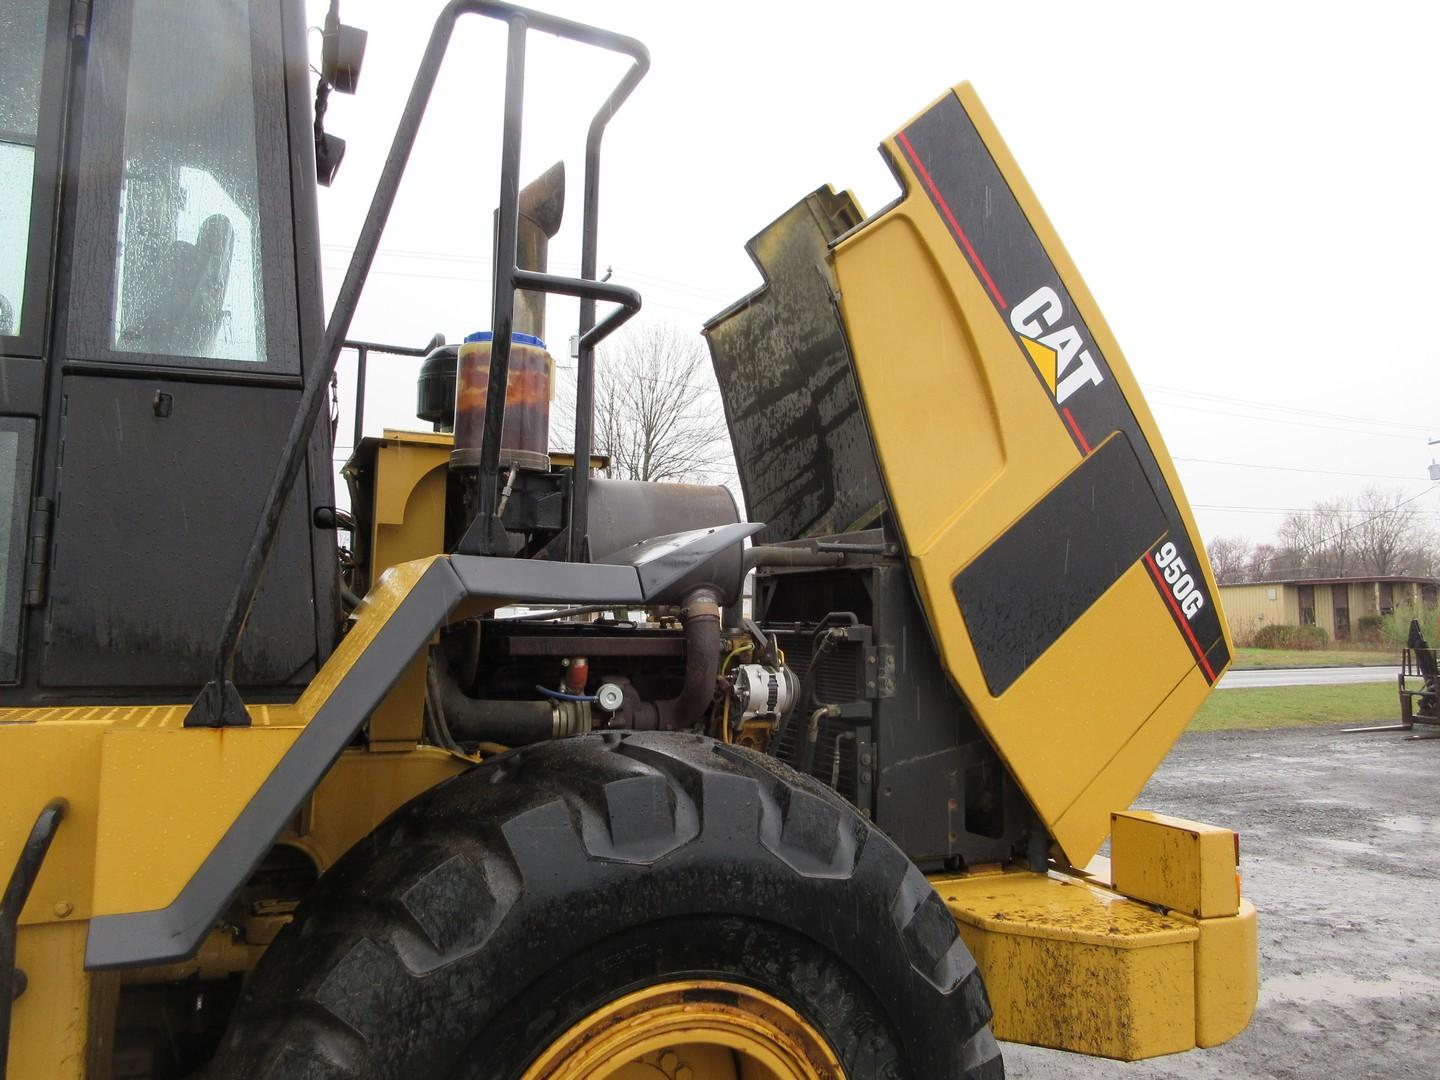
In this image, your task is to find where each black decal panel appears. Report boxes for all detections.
[953,435,1167,696]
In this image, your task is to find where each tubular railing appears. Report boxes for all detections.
[188,1,649,726]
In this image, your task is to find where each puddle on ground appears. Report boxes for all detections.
[1311,837,1379,857]
[1377,814,1435,836]
[1263,969,1440,1007]
[1278,1014,1323,1036]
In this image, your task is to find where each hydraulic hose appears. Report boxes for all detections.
[432,660,587,746]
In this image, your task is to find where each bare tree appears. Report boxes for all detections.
[1354,485,1427,575]
[1206,536,1254,584]
[1209,486,1440,585]
[1408,534,1440,578]
[1245,542,1282,583]
[1276,497,1357,578]
[564,322,733,485]
[1313,497,1358,576]
[1277,510,1327,578]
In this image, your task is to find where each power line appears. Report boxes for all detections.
[321,243,498,267]
[320,263,718,321]
[1175,457,1422,482]
[1150,399,1421,440]
[1193,504,1440,516]
[1144,383,1432,433]
[319,246,738,304]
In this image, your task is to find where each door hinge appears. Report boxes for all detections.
[70,0,91,40]
[24,497,53,607]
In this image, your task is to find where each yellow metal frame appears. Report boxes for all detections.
[0,428,601,1076]
[343,430,450,748]
[0,556,471,1077]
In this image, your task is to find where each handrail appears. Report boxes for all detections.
[340,336,442,448]
[0,798,66,1078]
[188,1,650,726]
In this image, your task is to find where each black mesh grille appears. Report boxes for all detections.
[778,634,861,704]
[770,630,867,799]
[773,712,861,801]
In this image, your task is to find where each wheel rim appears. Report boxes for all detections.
[519,979,845,1080]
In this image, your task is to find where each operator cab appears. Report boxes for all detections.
[0,0,336,704]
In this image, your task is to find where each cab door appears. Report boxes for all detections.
[35,0,336,693]
[0,0,68,683]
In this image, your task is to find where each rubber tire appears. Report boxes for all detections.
[205,732,1003,1079]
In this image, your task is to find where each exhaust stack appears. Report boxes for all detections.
[449,162,565,475]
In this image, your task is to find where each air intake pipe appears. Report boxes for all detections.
[723,545,846,630]
[430,659,589,746]
[655,587,722,730]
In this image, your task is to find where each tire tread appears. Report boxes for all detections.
[207,733,1000,1079]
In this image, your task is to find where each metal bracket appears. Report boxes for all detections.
[454,509,510,557]
[864,644,895,699]
[854,726,874,818]
[183,679,252,729]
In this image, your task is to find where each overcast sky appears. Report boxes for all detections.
[310,0,1440,549]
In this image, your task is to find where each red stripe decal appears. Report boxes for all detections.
[896,130,1008,310]
[1143,552,1216,682]
[1061,406,1090,453]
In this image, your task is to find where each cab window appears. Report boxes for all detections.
[109,0,268,363]
[0,0,48,339]
[0,418,34,682]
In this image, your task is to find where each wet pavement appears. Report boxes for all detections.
[1003,725,1439,1079]
[1218,666,1400,689]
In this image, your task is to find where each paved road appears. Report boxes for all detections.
[1218,665,1399,689]
[1004,725,1439,1079]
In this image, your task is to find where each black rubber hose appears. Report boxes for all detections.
[657,587,722,730]
[424,652,465,754]
[432,662,555,746]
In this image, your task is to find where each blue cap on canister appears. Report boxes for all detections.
[464,330,547,350]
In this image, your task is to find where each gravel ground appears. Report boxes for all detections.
[1002,724,1440,1079]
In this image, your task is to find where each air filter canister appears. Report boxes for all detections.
[451,330,554,472]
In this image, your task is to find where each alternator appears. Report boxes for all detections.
[730,663,798,723]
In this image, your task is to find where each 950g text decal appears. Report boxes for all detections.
[1153,541,1205,619]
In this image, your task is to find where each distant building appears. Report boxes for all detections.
[1218,576,1439,643]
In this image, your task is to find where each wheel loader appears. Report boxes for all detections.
[0,1,1257,1076]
